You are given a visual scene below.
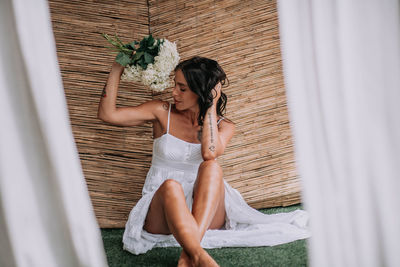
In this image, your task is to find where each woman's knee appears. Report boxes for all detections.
[197,160,223,187]
[199,160,223,175]
[158,179,184,196]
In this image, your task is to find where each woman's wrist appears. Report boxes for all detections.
[209,101,218,111]
[111,61,125,74]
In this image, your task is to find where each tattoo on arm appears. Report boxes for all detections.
[208,113,215,152]
[101,83,107,98]
[162,103,168,110]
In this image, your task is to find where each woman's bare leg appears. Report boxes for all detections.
[144,179,219,267]
[193,160,225,235]
[178,160,225,266]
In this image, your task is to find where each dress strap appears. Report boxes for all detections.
[166,103,171,134]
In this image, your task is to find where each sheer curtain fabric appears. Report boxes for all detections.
[0,0,107,266]
[278,1,400,267]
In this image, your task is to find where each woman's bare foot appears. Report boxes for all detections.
[193,249,219,267]
[177,250,193,267]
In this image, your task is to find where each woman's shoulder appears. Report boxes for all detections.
[144,99,170,113]
[135,100,170,124]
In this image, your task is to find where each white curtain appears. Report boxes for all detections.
[0,0,107,266]
[278,1,400,267]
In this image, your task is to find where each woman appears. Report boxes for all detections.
[98,56,309,267]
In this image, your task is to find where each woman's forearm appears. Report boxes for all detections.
[201,103,221,160]
[97,62,124,120]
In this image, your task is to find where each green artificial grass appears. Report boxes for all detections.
[101,205,308,267]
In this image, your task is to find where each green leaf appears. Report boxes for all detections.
[139,37,146,47]
[134,51,144,61]
[149,38,160,49]
[124,43,133,50]
[144,52,154,64]
[148,35,155,46]
[130,41,138,50]
[139,61,146,70]
[115,52,131,66]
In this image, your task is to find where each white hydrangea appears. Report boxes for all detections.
[150,80,173,92]
[121,39,180,92]
[141,64,157,86]
[121,65,142,82]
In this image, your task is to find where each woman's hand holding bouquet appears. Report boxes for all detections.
[102,33,180,92]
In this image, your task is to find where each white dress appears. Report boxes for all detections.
[123,104,310,255]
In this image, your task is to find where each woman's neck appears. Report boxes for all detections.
[179,105,199,126]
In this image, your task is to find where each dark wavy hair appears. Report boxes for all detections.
[175,56,228,126]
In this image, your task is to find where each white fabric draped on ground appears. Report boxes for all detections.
[278,1,400,267]
[0,0,107,266]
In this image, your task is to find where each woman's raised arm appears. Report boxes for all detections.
[201,83,235,160]
[97,62,161,126]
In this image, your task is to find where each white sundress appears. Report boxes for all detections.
[123,103,310,255]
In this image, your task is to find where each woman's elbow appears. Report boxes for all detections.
[202,153,217,161]
[97,110,107,122]
[97,110,114,123]
[201,148,223,161]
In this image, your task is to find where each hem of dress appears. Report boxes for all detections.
[122,179,310,255]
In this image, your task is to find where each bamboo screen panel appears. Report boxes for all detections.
[48,0,152,228]
[49,0,301,228]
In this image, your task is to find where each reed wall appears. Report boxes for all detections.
[48,0,301,228]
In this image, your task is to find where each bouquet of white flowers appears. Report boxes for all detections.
[102,33,180,92]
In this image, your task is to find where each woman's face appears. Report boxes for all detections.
[172,69,199,111]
